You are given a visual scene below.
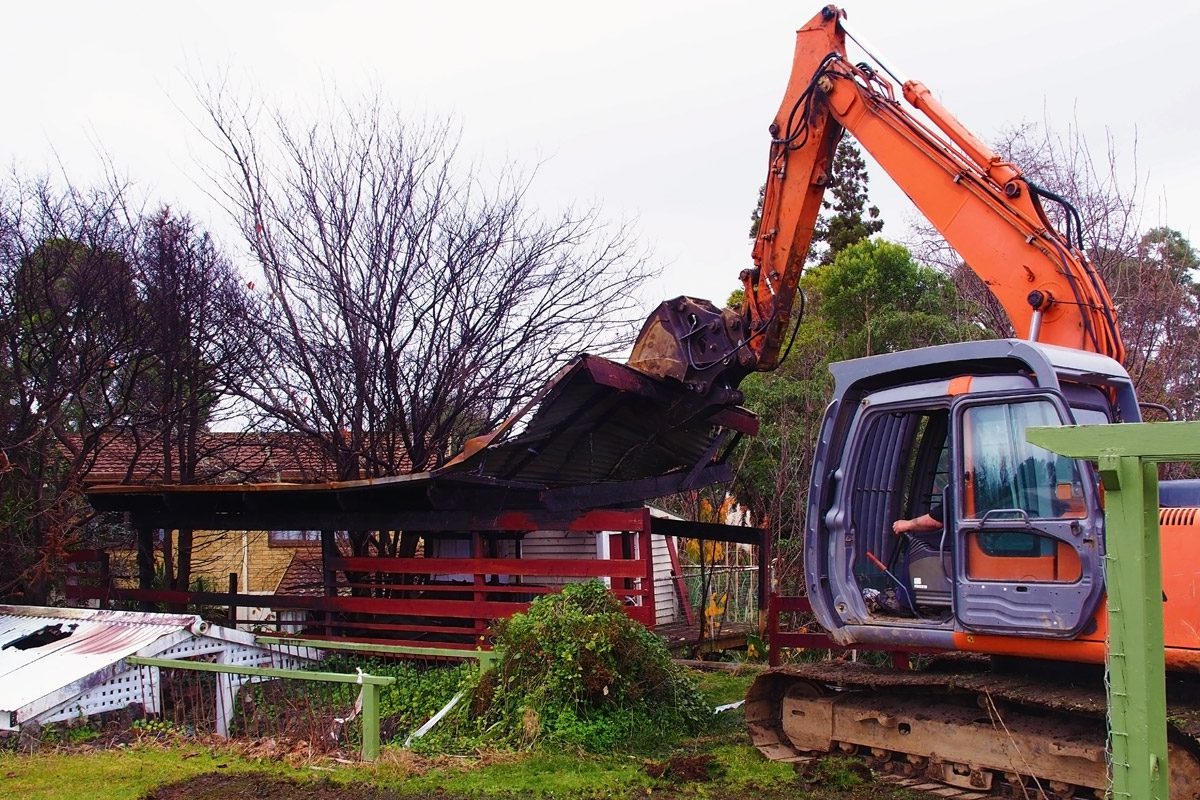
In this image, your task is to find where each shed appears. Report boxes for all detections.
[0,605,318,733]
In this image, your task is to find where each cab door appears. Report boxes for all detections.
[950,393,1104,638]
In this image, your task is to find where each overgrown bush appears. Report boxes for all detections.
[468,580,709,752]
[231,583,709,755]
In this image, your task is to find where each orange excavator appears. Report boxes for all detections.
[627,6,1200,797]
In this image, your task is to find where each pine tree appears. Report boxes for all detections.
[812,137,883,264]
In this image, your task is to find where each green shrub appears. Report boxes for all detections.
[469,580,708,753]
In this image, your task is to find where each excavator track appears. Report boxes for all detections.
[746,660,1200,798]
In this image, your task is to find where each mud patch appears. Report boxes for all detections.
[644,753,718,782]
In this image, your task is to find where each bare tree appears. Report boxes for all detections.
[195,88,655,562]
[907,121,1145,339]
[126,207,263,592]
[0,172,148,602]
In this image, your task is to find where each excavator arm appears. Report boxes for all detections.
[628,5,1124,395]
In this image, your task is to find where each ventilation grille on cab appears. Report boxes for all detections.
[1160,507,1198,527]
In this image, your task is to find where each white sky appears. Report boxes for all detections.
[4,0,1198,312]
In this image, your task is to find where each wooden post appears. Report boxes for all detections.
[472,531,486,645]
[639,507,656,628]
[757,526,770,637]
[227,572,238,627]
[1028,420,1200,800]
[136,526,155,611]
[321,530,337,637]
[98,551,111,609]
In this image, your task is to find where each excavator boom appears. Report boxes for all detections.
[628,4,1124,397]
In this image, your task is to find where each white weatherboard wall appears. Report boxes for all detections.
[0,605,317,731]
[521,529,679,626]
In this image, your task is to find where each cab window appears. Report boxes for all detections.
[961,399,1085,520]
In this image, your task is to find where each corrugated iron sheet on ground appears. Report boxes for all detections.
[0,605,199,721]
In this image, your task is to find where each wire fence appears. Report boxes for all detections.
[679,564,760,627]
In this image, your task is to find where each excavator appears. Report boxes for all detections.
[625,5,1200,798]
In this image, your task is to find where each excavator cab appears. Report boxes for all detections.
[803,339,1124,652]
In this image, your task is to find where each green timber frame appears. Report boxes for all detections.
[1029,420,1200,800]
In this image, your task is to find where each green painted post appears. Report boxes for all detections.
[1098,453,1168,799]
[125,656,396,762]
[1028,421,1200,800]
[361,682,381,761]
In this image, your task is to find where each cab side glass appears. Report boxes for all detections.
[961,400,1086,520]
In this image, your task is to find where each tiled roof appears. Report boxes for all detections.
[78,432,412,486]
[276,550,326,596]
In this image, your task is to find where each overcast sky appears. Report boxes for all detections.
[5,0,1197,311]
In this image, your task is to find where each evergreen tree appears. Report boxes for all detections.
[811,138,883,265]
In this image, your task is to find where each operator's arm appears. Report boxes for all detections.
[893,513,942,535]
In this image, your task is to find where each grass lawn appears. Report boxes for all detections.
[0,669,924,800]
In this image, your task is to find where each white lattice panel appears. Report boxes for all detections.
[37,665,160,725]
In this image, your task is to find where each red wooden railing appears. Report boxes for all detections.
[64,538,659,652]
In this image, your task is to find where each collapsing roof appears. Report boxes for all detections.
[87,354,756,527]
[0,605,317,731]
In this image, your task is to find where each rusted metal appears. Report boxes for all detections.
[746,660,1200,798]
[435,354,755,490]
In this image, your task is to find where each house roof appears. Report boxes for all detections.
[80,431,339,486]
[80,430,414,487]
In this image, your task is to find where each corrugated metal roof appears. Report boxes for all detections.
[0,605,198,718]
[444,354,758,488]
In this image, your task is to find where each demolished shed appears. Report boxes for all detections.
[82,355,766,651]
[0,605,318,733]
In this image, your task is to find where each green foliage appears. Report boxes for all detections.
[469,581,709,753]
[131,717,184,739]
[805,238,986,360]
[65,723,101,745]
